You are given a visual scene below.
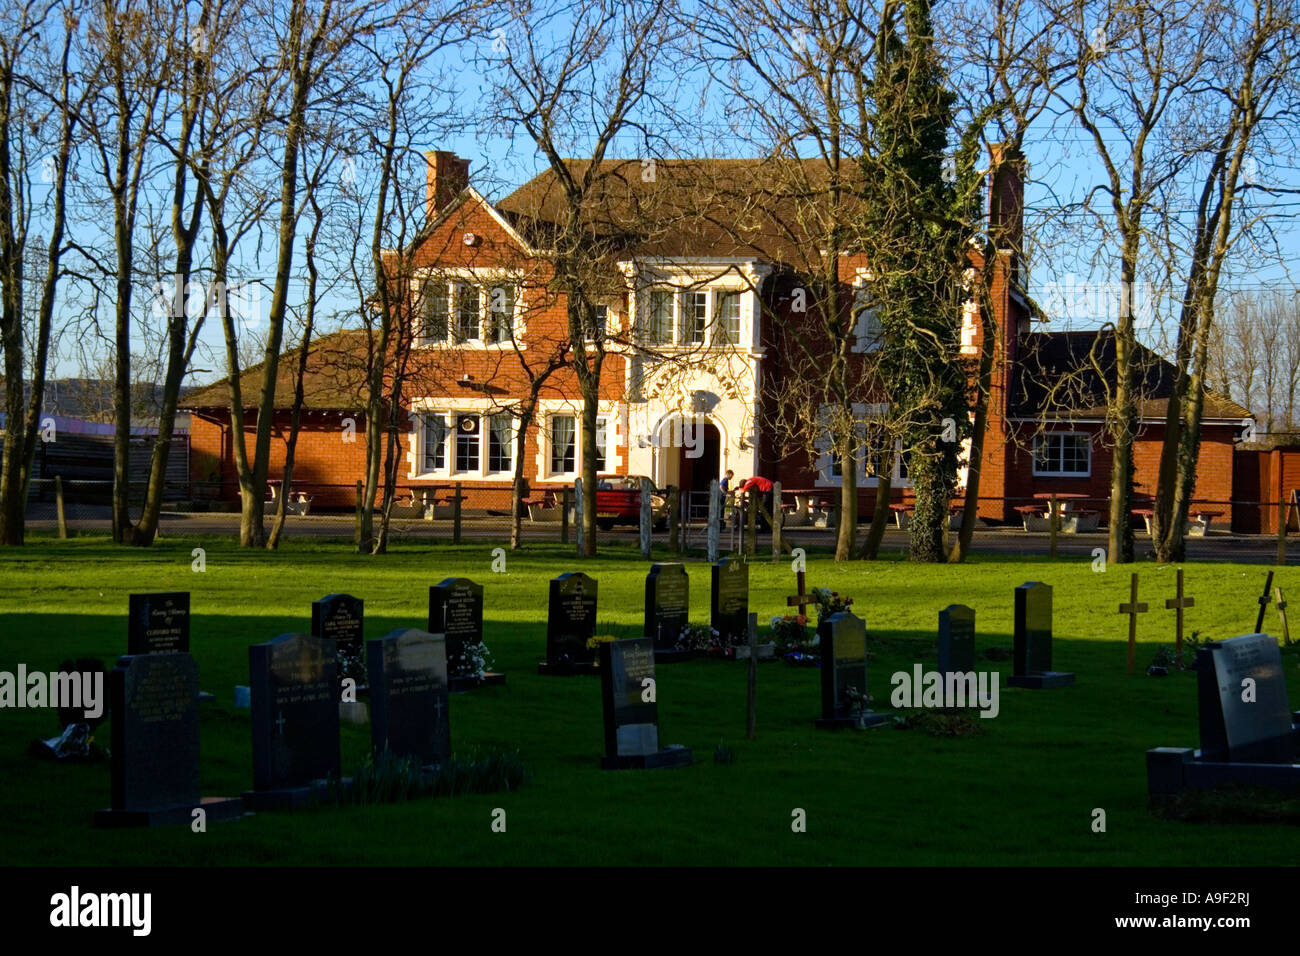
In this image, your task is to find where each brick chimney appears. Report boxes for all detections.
[426,150,471,221]
[987,143,1025,267]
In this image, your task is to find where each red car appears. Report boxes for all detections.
[594,475,669,531]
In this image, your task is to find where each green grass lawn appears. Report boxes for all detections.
[0,535,1295,866]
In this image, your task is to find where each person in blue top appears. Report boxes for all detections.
[718,470,735,528]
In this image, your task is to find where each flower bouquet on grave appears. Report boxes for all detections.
[337,645,368,692]
[450,641,496,681]
[811,588,854,624]
[771,614,819,664]
[675,623,724,656]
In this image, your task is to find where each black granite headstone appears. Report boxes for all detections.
[430,577,503,689]
[311,594,363,657]
[1147,632,1300,803]
[938,604,976,676]
[368,628,449,765]
[246,633,340,807]
[92,653,243,827]
[1010,582,1074,689]
[1197,633,1294,763]
[817,612,865,723]
[711,557,749,647]
[127,593,190,655]
[645,563,690,661]
[598,638,692,770]
[541,572,599,675]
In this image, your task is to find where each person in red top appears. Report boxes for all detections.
[738,476,775,531]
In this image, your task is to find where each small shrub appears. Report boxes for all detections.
[336,747,531,805]
[891,710,984,737]
[1158,785,1300,824]
[713,742,735,765]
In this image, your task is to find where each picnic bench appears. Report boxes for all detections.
[523,492,570,524]
[889,503,912,530]
[1189,510,1223,537]
[1132,508,1155,535]
[248,480,312,515]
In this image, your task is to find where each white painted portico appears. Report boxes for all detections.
[617,258,772,491]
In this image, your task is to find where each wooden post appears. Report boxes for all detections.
[746,490,757,557]
[574,477,585,556]
[1278,498,1288,566]
[1119,572,1148,676]
[1165,567,1195,667]
[707,480,720,564]
[354,479,363,546]
[54,476,68,539]
[668,486,680,554]
[1275,586,1291,645]
[745,612,757,741]
[771,481,783,564]
[560,485,570,544]
[786,569,813,619]
[639,477,652,560]
[453,481,462,545]
[1256,570,1275,633]
[1049,493,1058,559]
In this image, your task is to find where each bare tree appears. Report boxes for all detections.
[1151,0,1300,562]
[0,0,88,545]
[482,0,685,557]
[1047,0,1220,564]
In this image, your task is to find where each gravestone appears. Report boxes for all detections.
[311,593,363,699]
[1147,633,1300,802]
[128,592,190,655]
[429,577,505,690]
[598,638,692,770]
[1009,582,1075,689]
[244,633,340,809]
[645,563,692,663]
[539,572,599,675]
[368,628,450,766]
[93,653,243,827]
[938,604,976,677]
[815,612,891,729]
[1197,633,1294,763]
[311,593,363,658]
[711,557,749,648]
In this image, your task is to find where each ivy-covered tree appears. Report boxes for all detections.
[860,0,969,562]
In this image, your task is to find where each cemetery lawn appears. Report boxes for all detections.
[1,535,1296,867]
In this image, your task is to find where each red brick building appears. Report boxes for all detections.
[182,149,1259,527]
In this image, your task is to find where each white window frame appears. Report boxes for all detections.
[413,273,525,349]
[536,403,623,481]
[1032,431,1091,477]
[813,403,912,489]
[412,407,518,480]
[852,269,883,354]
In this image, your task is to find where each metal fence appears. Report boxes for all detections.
[13,478,1298,562]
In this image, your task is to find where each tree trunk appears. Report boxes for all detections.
[1106,249,1140,564]
[859,466,893,561]
[950,306,995,563]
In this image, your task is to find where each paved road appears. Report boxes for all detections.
[25,507,1298,564]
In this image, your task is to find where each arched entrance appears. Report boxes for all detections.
[654,414,721,493]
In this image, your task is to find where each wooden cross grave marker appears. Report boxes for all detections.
[787,569,814,619]
[1164,567,1195,667]
[1255,571,1275,634]
[1276,586,1291,646]
[1119,572,1148,675]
